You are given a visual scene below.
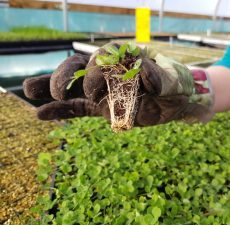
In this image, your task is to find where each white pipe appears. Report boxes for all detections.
[62,0,68,32]
[0,86,7,93]
[158,0,165,32]
[212,0,222,31]
[72,42,99,54]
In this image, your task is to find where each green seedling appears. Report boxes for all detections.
[66,69,88,90]
[97,43,142,132]
[67,42,142,90]
[33,110,230,224]
[66,42,142,132]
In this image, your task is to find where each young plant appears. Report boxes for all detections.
[66,69,87,90]
[33,111,230,224]
[67,42,143,132]
[96,42,142,132]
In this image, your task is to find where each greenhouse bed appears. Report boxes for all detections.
[32,114,230,225]
[0,92,58,224]
[0,39,95,55]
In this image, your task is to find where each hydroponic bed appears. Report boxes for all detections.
[32,112,230,224]
[146,41,224,64]
[88,40,224,67]
[0,27,88,42]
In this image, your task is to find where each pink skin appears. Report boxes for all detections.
[190,65,230,113]
[206,66,230,113]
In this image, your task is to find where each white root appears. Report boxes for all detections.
[105,74,140,133]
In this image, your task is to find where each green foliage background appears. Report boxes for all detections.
[0,26,87,42]
[33,112,230,225]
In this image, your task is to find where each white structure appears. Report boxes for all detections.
[62,0,68,32]
[38,0,230,32]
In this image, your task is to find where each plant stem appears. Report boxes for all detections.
[118,63,128,72]
[87,65,99,71]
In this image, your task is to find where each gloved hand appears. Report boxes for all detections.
[23,53,105,120]
[23,42,214,129]
[83,42,214,127]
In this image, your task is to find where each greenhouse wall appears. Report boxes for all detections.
[0,7,230,33]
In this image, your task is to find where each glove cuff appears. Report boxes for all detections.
[179,69,215,124]
[189,69,215,108]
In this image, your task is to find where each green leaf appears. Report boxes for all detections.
[131,47,141,56]
[104,45,119,56]
[126,180,134,193]
[67,69,87,90]
[94,204,100,213]
[60,164,72,173]
[42,214,54,224]
[66,78,76,90]
[37,169,49,182]
[38,152,51,166]
[127,42,136,53]
[118,44,128,59]
[144,214,154,224]
[62,210,74,225]
[152,207,161,220]
[146,175,153,188]
[127,42,140,56]
[74,69,87,79]
[195,188,203,197]
[30,206,41,214]
[106,55,119,65]
[96,54,119,65]
[178,183,187,194]
[133,58,142,69]
[95,55,107,65]
[192,215,200,224]
[122,68,140,81]
[114,215,127,225]
[88,165,102,178]
[171,147,180,158]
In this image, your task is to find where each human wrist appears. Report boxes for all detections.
[206,66,230,112]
